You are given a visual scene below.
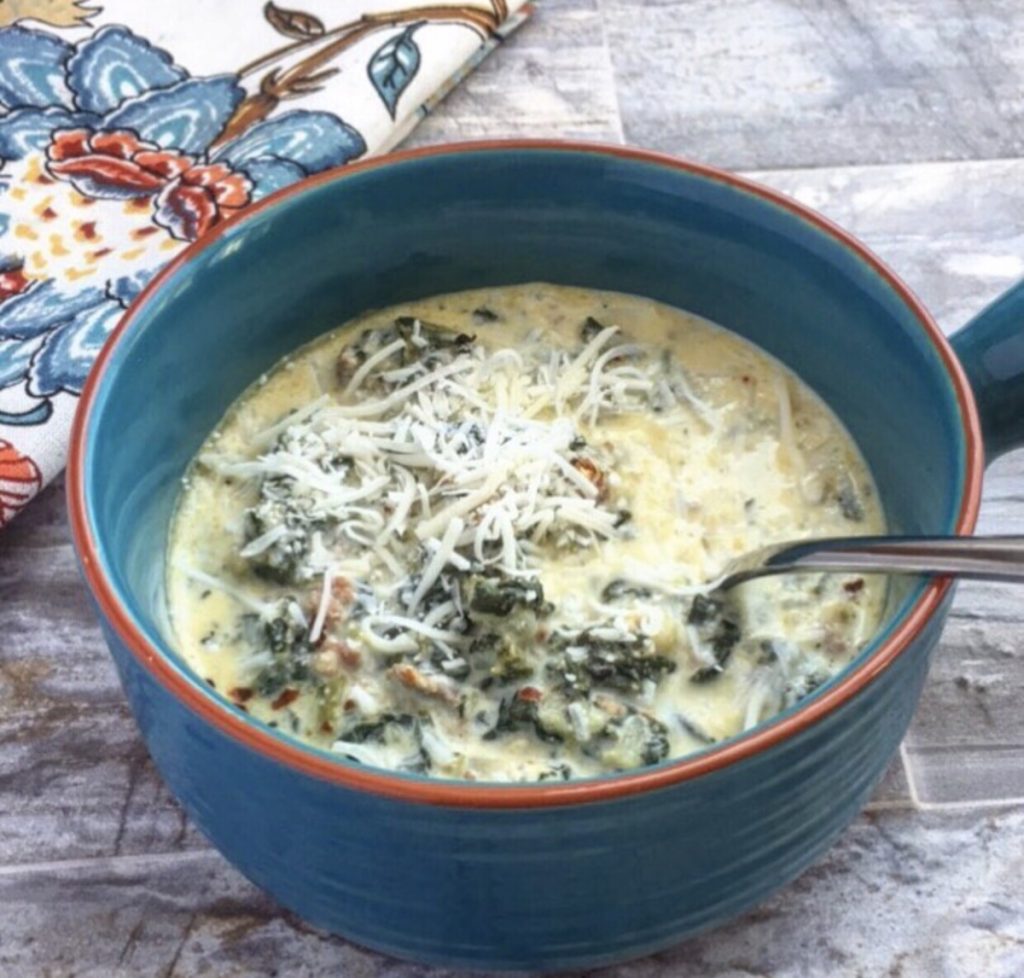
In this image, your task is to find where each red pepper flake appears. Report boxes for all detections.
[570,457,607,499]
[79,221,98,240]
[517,686,543,702]
[320,722,333,734]
[271,688,300,710]
[36,174,54,185]
[343,698,357,712]
[40,206,57,220]
[229,686,254,703]
[91,247,112,259]
[132,225,160,239]
[741,374,752,384]
[843,579,865,595]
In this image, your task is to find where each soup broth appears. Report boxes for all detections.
[167,284,886,782]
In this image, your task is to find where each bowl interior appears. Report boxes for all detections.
[79,145,969,765]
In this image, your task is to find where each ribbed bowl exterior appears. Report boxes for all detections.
[98,593,947,971]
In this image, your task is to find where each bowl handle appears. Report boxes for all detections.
[951,279,1024,461]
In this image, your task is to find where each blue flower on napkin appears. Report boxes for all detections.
[0,24,365,424]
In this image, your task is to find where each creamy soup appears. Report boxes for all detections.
[167,284,886,782]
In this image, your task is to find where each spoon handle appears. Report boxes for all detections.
[719,535,1024,589]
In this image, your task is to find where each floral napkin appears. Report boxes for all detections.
[0,0,531,528]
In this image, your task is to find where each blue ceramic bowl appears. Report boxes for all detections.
[68,142,1024,971]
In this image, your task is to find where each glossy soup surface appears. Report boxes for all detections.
[167,284,886,782]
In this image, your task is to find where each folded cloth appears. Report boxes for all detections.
[0,0,531,528]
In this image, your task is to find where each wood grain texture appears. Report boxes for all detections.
[4,1,1024,974]
[407,0,625,145]
[602,0,1024,170]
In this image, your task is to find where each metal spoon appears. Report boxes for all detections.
[716,535,1024,591]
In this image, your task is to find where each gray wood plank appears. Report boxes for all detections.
[0,477,208,865]
[0,701,207,865]
[602,0,1024,170]
[407,0,626,145]
[750,158,1024,332]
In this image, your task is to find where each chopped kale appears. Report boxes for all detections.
[467,632,502,659]
[782,670,830,709]
[448,421,486,455]
[337,712,418,744]
[712,619,741,658]
[346,582,375,621]
[687,594,722,626]
[581,315,606,342]
[239,604,315,698]
[253,657,310,698]
[600,578,653,602]
[596,710,670,768]
[393,316,475,355]
[468,631,534,683]
[493,643,535,682]
[568,435,588,451]
[484,694,562,744]
[243,505,311,585]
[836,478,865,522]
[242,445,349,584]
[686,596,742,683]
[472,306,500,323]
[335,318,475,389]
[538,763,573,782]
[464,572,551,618]
[264,612,304,656]
[639,722,670,765]
[336,712,431,772]
[548,628,675,696]
[689,665,726,684]
[402,569,469,634]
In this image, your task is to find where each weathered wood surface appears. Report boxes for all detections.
[602,0,1024,170]
[3,1,1024,974]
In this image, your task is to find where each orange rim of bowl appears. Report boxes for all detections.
[67,140,985,809]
